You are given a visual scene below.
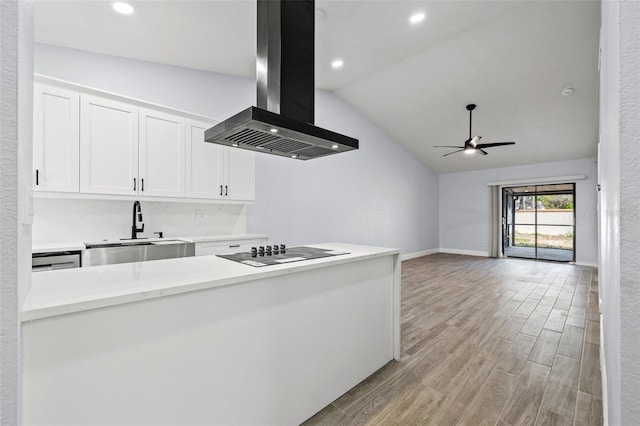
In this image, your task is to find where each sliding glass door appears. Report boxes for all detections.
[502,183,575,262]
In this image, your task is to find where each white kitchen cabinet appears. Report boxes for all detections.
[35,75,256,204]
[186,119,255,201]
[80,95,138,195]
[33,83,80,193]
[139,108,185,197]
[185,119,224,199]
[224,148,255,201]
[194,238,268,256]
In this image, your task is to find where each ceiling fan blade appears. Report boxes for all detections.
[476,142,516,148]
[443,149,465,157]
[479,149,489,155]
[434,145,465,148]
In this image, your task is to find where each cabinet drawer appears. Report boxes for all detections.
[195,239,268,256]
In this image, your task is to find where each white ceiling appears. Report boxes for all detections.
[34,0,600,174]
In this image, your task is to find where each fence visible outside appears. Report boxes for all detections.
[513,209,574,250]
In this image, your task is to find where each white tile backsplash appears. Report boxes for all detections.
[33,198,246,243]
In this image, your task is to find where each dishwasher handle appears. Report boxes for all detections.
[32,252,81,272]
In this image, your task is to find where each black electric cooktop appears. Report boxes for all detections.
[217,246,349,267]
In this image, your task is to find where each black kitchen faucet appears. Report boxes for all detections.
[131,201,144,239]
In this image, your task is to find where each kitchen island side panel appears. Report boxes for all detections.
[22,255,398,425]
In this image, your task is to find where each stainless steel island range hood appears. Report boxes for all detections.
[204,0,359,160]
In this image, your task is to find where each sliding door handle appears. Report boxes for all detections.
[133,178,136,191]
[36,169,39,186]
[225,185,228,196]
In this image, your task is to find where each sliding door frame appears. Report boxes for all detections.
[501,183,576,262]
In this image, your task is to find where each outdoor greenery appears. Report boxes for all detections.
[514,232,573,250]
[536,194,574,209]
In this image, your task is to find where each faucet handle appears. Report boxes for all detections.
[153,231,164,239]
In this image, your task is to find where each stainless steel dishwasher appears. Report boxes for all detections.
[32,251,81,272]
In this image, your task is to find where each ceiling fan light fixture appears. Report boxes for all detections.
[464,148,476,154]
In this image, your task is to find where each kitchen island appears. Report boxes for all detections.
[22,243,400,425]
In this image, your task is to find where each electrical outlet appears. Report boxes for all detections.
[479,240,485,246]
[196,209,207,222]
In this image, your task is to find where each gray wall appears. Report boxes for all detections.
[439,158,598,266]
[599,1,640,424]
[248,90,440,252]
[34,43,440,255]
[1,0,33,423]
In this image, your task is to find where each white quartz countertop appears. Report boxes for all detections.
[177,234,268,243]
[31,234,269,253]
[32,242,87,254]
[23,243,399,322]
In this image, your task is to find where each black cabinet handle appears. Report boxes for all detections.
[229,244,240,248]
[225,185,228,196]
[141,178,144,192]
[36,169,39,186]
[220,185,223,196]
[133,178,136,191]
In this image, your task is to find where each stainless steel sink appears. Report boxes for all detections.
[85,241,154,249]
[83,240,195,267]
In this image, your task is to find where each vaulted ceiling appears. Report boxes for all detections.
[35,0,600,174]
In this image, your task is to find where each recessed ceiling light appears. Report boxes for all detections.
[331,59,344,69]
[331,144,339,149]
[232,143,238,147]
[112,2,134,15]
[409,12,426,24]
[291,154,298,159]
[270,128,278,133]
[561,87,574,96]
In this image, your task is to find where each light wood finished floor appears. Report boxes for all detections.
[303,253,603,426]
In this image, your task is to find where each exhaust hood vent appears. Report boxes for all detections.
[204,0,358,160]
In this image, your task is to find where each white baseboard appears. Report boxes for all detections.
[438,248,489,257]
[576,261,598,268]
[600,315,608,425]
[401,249,439,261]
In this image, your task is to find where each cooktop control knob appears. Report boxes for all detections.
[272,245,279,255]
[258,246,265,256]
[266,246,272,255]
[250,247,257,257]
[280,244,286,254]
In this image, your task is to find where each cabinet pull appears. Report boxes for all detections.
[36,169,39,186]
[220,185,223,196]
[133,178,136,191]
[225,185,228,196]
[229,244,240,248]
[141,178,144,192]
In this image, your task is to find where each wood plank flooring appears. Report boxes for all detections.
[303,254,603,426]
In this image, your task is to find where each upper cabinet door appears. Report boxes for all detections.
[225,147,255,201]
[33,83,80,192]
[185,119,224,199]
[138,108,185,197]
[80,95,138,195]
